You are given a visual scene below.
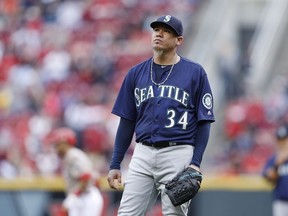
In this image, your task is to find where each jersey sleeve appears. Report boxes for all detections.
[196,68,215,122]
[112,69,137,121]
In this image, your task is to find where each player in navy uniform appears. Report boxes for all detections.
[107,15,215,215]
[263,124,288,216]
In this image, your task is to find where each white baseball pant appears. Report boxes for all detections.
[273,200,288,216]
[118,143,194,216]
[63,186,103,216]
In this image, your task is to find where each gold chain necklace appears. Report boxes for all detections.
[150,58,175,86]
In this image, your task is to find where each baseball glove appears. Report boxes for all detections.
[165,167,202,206]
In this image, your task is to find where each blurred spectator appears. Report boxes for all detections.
[0,126,17,178]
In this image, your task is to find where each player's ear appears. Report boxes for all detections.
[176,36,184,46]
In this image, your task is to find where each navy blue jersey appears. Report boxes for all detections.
[263,156,288,201]
[112,57,215,145]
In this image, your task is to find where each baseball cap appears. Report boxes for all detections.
[276,125,288,140]
[150,15,183,36]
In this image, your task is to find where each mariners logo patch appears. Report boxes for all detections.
[164,15,171,22]
[202,93,213,109]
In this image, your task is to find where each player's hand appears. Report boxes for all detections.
[188,164,201,185]
[188,164,201,172]
[107,169,122,190]
[264,167,278,183]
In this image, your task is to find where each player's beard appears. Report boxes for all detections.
[153,46,175,59]
[153,48,164,56]
[153,41,175,53]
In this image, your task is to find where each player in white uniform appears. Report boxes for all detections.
[49,127,104,216]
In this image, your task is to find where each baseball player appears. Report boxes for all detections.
[107,15,215,215]
[263,124,288,216]
[49,127,104,216]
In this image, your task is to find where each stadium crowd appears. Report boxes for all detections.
[0,0,202,179]
[218,73,288,175]
[0,0,287,180]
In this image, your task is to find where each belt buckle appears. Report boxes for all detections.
[168,142,177,146]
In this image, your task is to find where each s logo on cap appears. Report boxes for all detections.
[164,15,171,22]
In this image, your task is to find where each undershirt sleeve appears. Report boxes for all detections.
[109,117,136,170]
[190,121,211,167]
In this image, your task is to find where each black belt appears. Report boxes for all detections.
[141,141,186,148]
